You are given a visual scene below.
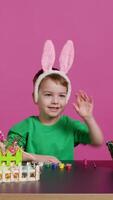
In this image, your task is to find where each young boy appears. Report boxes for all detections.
[6,40,103,163]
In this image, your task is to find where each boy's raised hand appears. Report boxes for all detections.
[73,90,93,119]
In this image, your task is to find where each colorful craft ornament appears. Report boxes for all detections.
[0,131,41,182]
[0,130,5,142]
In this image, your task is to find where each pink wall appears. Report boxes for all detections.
[0,0,113,160]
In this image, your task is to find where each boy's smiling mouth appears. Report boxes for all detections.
[48,106,60,111]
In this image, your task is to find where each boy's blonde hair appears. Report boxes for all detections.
[33,69,68,91]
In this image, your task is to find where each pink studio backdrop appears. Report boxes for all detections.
[0,0,113,160]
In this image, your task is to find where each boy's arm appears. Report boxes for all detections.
[83,116,103,146]
[0,141,60,164]
[7,131,61,164]
[22,151,61,164]
[73,91,104,146]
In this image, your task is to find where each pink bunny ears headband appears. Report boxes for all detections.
[34,40,75,103]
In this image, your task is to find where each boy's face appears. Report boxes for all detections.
[37,78,67,119]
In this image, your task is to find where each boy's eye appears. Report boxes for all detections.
[59,94,66,98]
[44,93,52,96]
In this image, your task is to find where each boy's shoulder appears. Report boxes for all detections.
[62,115,88,129]
[62,115,80,123]
[10,116,37,130]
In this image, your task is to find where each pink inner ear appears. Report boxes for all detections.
[59,40,75,74]
[41,40,55,71]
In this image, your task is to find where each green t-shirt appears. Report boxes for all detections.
[7,115,91,160]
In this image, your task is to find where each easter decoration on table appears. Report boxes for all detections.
[0,130,40,182]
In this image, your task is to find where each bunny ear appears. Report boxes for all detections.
[41,40,55,71]
[59,40,75,74]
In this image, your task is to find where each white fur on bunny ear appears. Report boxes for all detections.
[59,40,74,74]
[41,40,55,71]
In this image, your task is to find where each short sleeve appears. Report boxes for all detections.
[6,118,30,150]
[7,130,27,149]
[72,120,92,146]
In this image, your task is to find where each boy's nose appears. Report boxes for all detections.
[51,96,59,104]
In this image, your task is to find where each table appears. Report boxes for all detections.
[0,161,113,200]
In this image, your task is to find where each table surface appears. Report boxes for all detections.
[0,160,113,194]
